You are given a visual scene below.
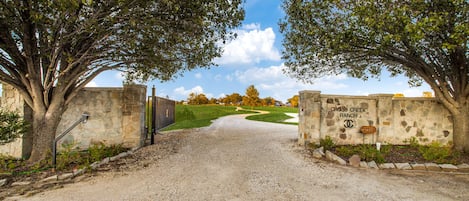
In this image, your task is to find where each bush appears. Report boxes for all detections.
[320,136,335,151]
[357,145,386,163]
[88,143,127,163]
[335,144,387,163]
[419,141,452,163]
[0,110,29,144]
[335,146,356,158]
[56,143,82,170]
[176,107,196,121]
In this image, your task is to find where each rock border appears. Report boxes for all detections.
[311,147,469,173]
[0,147,140,188]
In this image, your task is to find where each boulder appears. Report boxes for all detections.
[0,179,7,187]
[410,163,426,171]
[378,163,396,169]
[439,164,458,172]
[11,181,31,186]
[348,155,361,167]
[312,148,324,159]
[359,161,369,168]
[425,163,441,171]
[457,163,469,172]
[394,163,412,170]
[367,161,379,169]
[325,150,347,166]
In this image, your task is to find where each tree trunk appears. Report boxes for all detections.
[452,103,469,153]
[28,107,64,163]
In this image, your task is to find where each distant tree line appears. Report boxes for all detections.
[182,85,298,107]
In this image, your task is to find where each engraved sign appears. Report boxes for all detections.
[344,119,354,128]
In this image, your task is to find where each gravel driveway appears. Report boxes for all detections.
[13,114,469,201]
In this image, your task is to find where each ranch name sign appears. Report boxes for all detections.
[329,106,368,119]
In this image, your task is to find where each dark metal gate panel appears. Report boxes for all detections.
[155,97,175,130]
[146,86,176,144]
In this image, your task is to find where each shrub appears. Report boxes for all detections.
[56,143,81,170]
[88,143,127,163]
[335,144,386,163]
[320,136,335,151]
[176,107,196,121]
[335,146,356,158]
[419,141,452,163]
[357,144,386,163]
[0,110,29,144]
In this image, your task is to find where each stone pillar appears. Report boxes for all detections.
[298,90,321,146]
[0,83,32,158]
[369,94,394,143]
[121,84,146,148]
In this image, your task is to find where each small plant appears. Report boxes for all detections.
[335,146,356,158]
[357,144,386,163]
[88,143,127,163]
[419,141,452,163]
[88,143,107,162]
[56,143,81,170]
[0,110,29,145]
[335,144,387,163]
[320,136,335,151]
[403,137,419,148]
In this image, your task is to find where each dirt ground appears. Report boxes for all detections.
[5,114,469,201]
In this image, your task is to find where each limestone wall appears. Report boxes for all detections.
[299,91,453,146]
[0,84,32,158]
[0,84,147,157]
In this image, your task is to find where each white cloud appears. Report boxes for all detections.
[85,81,98,87]
[195,73,202,79]
[174,85,205,96]
[217,93,226,98]
[243,23,261,30]
[216,24,281,65]
[233,64,349,101]
[402,88,428,97]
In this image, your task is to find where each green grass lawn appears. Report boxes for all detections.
[162,105,254,131]
[162,105,298,131]
[242,106,298,125]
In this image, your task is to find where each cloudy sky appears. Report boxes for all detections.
[88,0,432,102]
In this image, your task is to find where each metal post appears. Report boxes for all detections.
[52,113,90,168]
[151,86,156,145]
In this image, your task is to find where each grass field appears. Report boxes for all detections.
[162,105,254,131]
[242,106,298,125]
[162,105,298,131]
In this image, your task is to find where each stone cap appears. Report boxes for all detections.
[299,90,321,94]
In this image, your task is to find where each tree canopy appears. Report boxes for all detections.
[243,85,260,108]
[0,0,244,107]
[280,0,469,151]
[0,0,245,161]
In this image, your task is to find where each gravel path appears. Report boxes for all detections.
[12,114,469,201]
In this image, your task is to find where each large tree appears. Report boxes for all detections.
[243,85,260,108]
[0,0,244,162]
[280,0,468,151]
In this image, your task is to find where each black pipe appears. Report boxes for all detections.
[52,112,90,168]
[151,86,156,145]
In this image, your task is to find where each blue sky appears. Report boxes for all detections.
[88,0,432,102]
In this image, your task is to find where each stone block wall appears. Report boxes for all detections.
[0,84,147,157]
[299,91,453,146]
[0,84,33,158]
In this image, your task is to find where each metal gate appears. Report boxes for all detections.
[146,86,176,144]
